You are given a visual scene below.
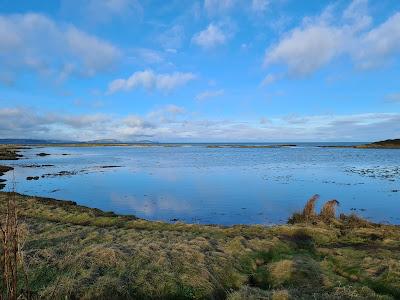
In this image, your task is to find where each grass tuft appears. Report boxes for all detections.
[319,200,340,222]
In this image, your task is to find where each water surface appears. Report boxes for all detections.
[2,145,400,225]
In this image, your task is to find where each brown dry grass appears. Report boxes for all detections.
[0,190,29,300]
[289,196,342,225]
[319,200,340,222]
[302,194,319,220]
[0,191,18,300]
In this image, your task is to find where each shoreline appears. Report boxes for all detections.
[1,142,400,159]
[3,190,399,229]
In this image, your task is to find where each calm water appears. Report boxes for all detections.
[2,145,400,225]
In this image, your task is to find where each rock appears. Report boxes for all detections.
[37,152,51,156]
[0,165,14,176]
[100,165,122,168]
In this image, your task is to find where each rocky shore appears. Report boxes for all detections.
[0,145,25,189]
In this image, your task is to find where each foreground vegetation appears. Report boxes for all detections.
[1,193,399,299]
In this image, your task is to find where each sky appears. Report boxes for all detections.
[1,0,400,142]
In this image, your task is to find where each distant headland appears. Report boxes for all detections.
[319,139,400,149]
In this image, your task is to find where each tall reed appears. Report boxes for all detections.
[319,200,340,222]
[0,179,29,300]
[302,194,319,220]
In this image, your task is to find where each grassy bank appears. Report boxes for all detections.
[355,139,400,149]
[0,144,24,160]
[1,193,399,299]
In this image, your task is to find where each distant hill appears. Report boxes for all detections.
[0,139,77,144]
[80,139,157,144]
[0,139,157,145]
[87,139,123,144]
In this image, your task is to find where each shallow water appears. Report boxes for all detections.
[2,145,400,225]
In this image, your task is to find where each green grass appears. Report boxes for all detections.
[1,192,400,299]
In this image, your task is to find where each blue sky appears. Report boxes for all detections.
[1,0,400,142]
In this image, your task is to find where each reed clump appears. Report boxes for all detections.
[289,195,340,224]
[319,199,340,222]
[302,194,319,220]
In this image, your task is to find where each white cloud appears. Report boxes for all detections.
[204,0,235,15]
[63,0,143,24]
[147,105,186,124]
[0,13,120,82]
[261,73,280,86]
[61,114,111,129]
[108,70,196,94]
[0,107,112,140]
[342,0,372,32]
[385,93,400,103]
[195,89,224,101]
[164,104,186,115]
[192,23,228,49]
[66,27,120,76]
[265,25,345,76]
[123,115,154,129]
[354,13,400,69]
[259,117,271,125]
[203,0,273,17]
[130,48,164,64]
[264,1,400,76]
[158,25,185,52]
[251,0,269,13]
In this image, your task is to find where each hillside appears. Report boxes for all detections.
[356,139,400,148]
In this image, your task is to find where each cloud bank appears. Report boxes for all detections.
[264,2,400,76]
[1,107,399,142]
